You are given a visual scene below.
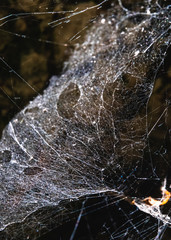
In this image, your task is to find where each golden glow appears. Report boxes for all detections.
[143,189,171,207]
[132,181,171,207]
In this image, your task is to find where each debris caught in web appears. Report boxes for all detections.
[0,0,170,239]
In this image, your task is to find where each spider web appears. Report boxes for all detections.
[0,0,170,239]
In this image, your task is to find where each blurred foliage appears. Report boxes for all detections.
[0,0,109,135]
[0,0,170,138]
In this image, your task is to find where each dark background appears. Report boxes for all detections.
[0,0,109,136]
[0,1,170,239]
[0,0,170,136]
